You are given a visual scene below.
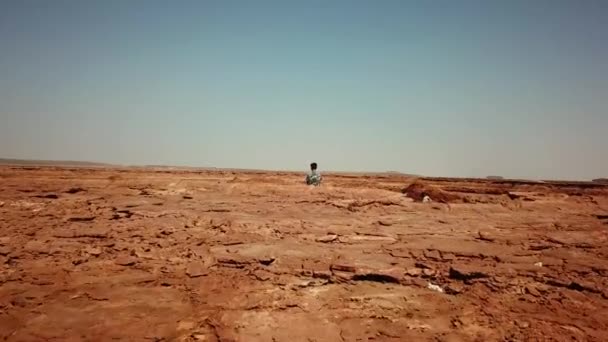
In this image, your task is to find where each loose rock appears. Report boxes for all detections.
[186,263,209,278]
[313,270,332,279]
[316,234,338,243]
[330,264,357,273]
[65,187,85,194]
[86,247,103,256]
[445,283,465,295]
[24,241,50,254]
[377,220,393,226]
[424,250,442,261]
[525,285,541,297]
[353,267,403,284]
[477,231,495,242]
[115,256,137,266]
[427,282,444,293]
[422,269,436,278]
[406,268,422,277]
[258,257,275,266]
[449,265,490,281]
[67,216,96,222]
[0,246,12,256]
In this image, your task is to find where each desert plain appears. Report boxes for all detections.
[0,166,607,341]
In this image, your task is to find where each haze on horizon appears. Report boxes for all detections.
[1,1,607,180]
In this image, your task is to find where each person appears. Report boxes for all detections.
[306,162,322,186]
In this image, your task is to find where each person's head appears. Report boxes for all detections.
[310,162,318,171]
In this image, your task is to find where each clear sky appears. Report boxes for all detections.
[1,1,607,179]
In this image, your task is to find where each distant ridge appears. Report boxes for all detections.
[0,158,112,167]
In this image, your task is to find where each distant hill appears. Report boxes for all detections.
[0,158,112,167]
[593,178,608,184]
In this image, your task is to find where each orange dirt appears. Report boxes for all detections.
[1,167,608,341]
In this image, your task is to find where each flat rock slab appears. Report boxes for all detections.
[53,229,110,239]
[24,241,51,254]
[316,234,338,243]
[449,265,491,281]
[115,256,138,266]
[186,263,209,278]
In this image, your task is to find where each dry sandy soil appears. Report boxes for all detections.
[1,167,607,341]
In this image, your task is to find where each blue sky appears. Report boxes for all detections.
[1,0,607,179]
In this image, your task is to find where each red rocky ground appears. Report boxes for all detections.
[0,167,607,341]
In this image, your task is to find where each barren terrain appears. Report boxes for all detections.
[1,167,607,341]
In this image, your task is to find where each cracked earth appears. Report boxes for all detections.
[1,167,607,341]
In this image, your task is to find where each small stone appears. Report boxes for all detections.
[216,257,250,268]
[0,246,12,256]
[415,262,432,269]
[534,283,550,293]
[377,220,393,226]
[258,257,275,266]
[53,229,109,239]
[210,219,231,230]
[389,249,410,258]
[515,320,530,329]
[24,241,49,254]
[332,271,353,283]
[424,250,442,261]
[445,283,465,295]
[186,263,208,278]
[477,231,495,242]
[330,264,356,273]
[422,269,436,277]
[160,229,173,236]
[427,282,444,293]
[525,285,541,297]
[316,234,338,243]
[251,269,272,281]
[534,262,543,267]
[449,265,490,281]
[441,252,455,261]
[409,250,425,259]
[313,270,332,279]
[177,321,196,331]
[408,277,428,288]
[354,267,403,283]
[508,192,522,200]
[37,193,59,199]
[115,256,137,266]
[72,258,88,266]
[159,277,177,286]
[67,216,96,222]
[406,268,422,277]
[65,187,85,194]
[86,247,102,256]
[451,317,463,328]
[221,240,244,246]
